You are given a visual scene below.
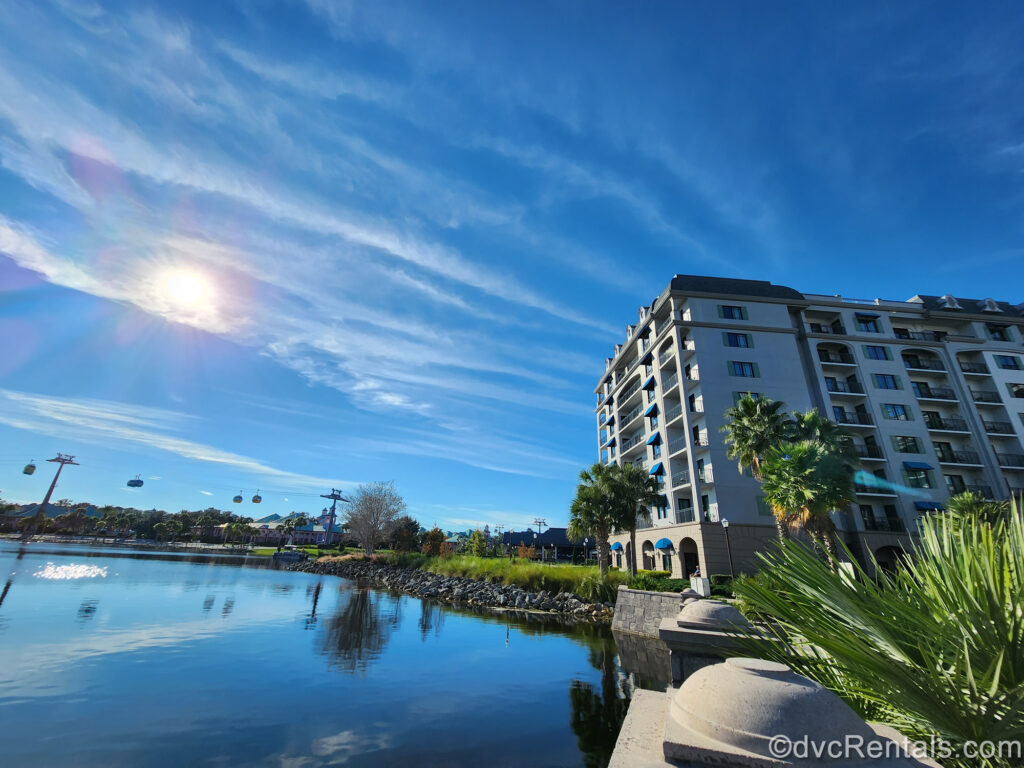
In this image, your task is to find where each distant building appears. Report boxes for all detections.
[597,275,1024,577]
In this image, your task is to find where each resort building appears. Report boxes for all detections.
[597,275,1024,577]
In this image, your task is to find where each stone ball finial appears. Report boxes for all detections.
[665,658,921,766]
[676,599,753,631]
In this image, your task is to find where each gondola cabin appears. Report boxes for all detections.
[23,461,36,475]
[233,492,243,503]
[127,475,144,488]
[252,490,262,504]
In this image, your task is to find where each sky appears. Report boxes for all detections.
[1,1,1024,530]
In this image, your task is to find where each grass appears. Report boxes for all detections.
[378,553,629,603]
[250,547,333,557]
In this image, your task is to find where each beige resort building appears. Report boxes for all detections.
[597,275,1024,578]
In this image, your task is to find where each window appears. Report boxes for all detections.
[724,332,752,348]
[677,499,695,523]
[864,345,890,361]
[995,355,1022,370]
[733,391,761,403]
[718,304,747,320]
[1010,383,1024,400]
[987,323,1011,341]
[662,554,672,571]
[728,361,758,377]
[756,496,772,517]
[945,474,966,494]
[874,373,901,390]
[650,414,659,430]
[859,505,876,530]
[892,436,921,453]
[905,468,932,489]
[883,403,910,421]
[856,315,880,333]
[652,443,662,459]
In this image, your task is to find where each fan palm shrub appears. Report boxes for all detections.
[568,463,618,576]
[613,462,662,576]
[733,500,1024,768]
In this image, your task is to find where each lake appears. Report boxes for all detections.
[0,541,666,767]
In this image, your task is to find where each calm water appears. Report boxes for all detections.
[0,541,665,767]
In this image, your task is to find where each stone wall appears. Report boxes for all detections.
[611,586,682,638]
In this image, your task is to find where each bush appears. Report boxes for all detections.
[627,571,691,593]
[710,574,734,598]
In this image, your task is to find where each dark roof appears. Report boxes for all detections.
[910,295,1023,318]
[669,275,805,302]
[503,527,576,548]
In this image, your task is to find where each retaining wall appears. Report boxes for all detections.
[611,586,682,638]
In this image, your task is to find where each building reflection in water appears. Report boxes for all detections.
[77,598,99,623]
[305,581,323,630]
[320,587,402,674]
[417,599,444,640]
[569,641,632,768]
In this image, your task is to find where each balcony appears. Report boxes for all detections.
[658,348,674,366]
[685,372,700,384]
[671,470,691,488]
[637,513,654,530]
[620,404,644,429]
[833,410,875,427]
[826,380,865,395]
[808,323,847,335]
[862,516,905,533]
[620,432,646,454]
[903,358,945,372]
[665,404,683,423]
[619,379,642,403]
[682,339,696,354]
[925,417,969,433]
[697,466,715,484]
[662,373,679,392]
[668,437,687,455]
[971,390,1001,404]
[692,437,710,448]
[984,421,1015,435]
[913,386,956,401]
[959,361,991,375]
[855,444,885,460]
[997,453,1024,468]
[818,351,856,366]
[936,450,981,465]
[855,484,897,497]
[894,329,945,342]
[675,508,696,524]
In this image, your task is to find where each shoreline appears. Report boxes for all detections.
[291,557,616,621]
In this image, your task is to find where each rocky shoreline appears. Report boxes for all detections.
[291,557,615,620]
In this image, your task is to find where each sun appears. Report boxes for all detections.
[160,269,209,307]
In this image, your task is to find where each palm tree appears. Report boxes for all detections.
[721,396,793,539]
[759,440,853,559]
[567,464,618,576]
[791,408,858,467]
[613,462,662,576]
[945,491,1010,527]
[277,515,310,549]
[721,396,793,478]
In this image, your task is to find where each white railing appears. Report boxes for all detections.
[663,373,679,391]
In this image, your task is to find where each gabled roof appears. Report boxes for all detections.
[669,275,805,302]
[253,513,283,524]
[502,527,574,548]
[909,294,1023,317]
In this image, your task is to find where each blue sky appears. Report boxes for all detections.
[1,1,1024,529]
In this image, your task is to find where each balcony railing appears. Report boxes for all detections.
[855,484,897,496]
[826,380,864,395]
[913,386,956,400]
[936,450,981,464]
[834,411,874,426]
[959,361,990,375]
[620,432,645,452]
[637,514,654,530]
[903,358,945,371]
[971,390,1001,404]
[698,466,715,484]
[620,405,644,429]
[997,453,1024,468]
[925,417,968,432]
[662,373,679,391]
[682,339,696,353]
[685,373,700,384]
[619,380,642,401]
[693,437,710,447]
[672,470,691,488]
[668,438,687,455]
[855,444,884,459]
[984,421,1015,435]
[665,404,683,422]
[862,516,905,532]
[894,329,945,342]
[658,348,674,366]
[819,351,856,365]
[675,508,696,524]
[808,323,847,335]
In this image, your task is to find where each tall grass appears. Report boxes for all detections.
[733,501,1024,768]
[379,553,628,602]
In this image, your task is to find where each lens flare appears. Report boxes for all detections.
[160,270,208,306]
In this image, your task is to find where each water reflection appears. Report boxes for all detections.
[320,587,401,673]
[570,643,631,768]
[418,598,445,640]
[305,581,323,629]
[77,599,99,623]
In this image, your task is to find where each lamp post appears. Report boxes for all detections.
[721,518,735,578]
[583,537,589,566]
[533,532,537,561]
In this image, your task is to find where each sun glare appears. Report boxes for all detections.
[160,270,209,307]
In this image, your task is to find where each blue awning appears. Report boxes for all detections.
[903,461,933,470]
[643,375,656,390]
[610,542,623,551]
[654,538,673,550]
[915,500,944,511]
[640,350,653,364]
[606,416,615,427]
[649,462,664,475]
[644,403,658,416]
[646,432,662,445]
[603,436,616,447]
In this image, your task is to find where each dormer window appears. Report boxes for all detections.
[937,294,963,310]
[979,298,1003,313]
